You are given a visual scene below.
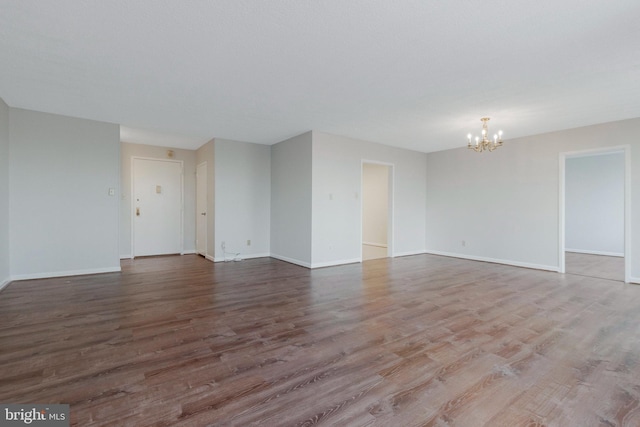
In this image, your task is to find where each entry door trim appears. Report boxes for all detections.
[131,156,184,258]
[196,161,208,257]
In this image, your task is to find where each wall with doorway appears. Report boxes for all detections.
[9,108,120,279]
[566,152,624,256]
[426,117,640,282]
[214,139,271,261]
[120,142,196,258]
[196,139,215,260]
[311,131,427,267]
[362,163,389,248]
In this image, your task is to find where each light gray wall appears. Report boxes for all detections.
[196,139,215,260]
[426,117,640,280]
[362,163,389,247]
[270,132,312,266]
[9,108,120,278]
[312,132,427,267]
[0,98,10,288]
[120,142,197,258]
[215,139,271,260]
[566,153,624,255]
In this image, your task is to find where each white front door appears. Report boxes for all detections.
[133,158,183,257]
[196,161,207,256]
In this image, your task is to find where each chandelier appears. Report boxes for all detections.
[467,117,503,152]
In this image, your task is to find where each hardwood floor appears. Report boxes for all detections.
[565,252,625,282]
[2,254,640,426]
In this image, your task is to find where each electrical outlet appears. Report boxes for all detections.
[247,239,251,246]
[221,241,226,250]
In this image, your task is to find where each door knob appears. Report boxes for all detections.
[136,207,140,216]
[201,212,206,216]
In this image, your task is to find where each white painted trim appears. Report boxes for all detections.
[311,258,361,269]
[565,249,624,257]
[629,276,640,285]
[559,155,566,274]
[213,252,270,262]
[205,254,215,262]
[0,278,11,292]
[425,250,559,272]
[182,250,196,255]
[363,242,388,248]
[241,252,270,260]
[393,250,427,258]
[196,161,208,257]
[270,254,312,268]
[10,266,122,281]
[119,254,133,259]
[559,145,631,283]
[213,250,270,262]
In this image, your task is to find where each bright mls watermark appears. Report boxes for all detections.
[1,404,69,426]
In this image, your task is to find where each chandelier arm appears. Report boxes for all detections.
[466,117,504,153]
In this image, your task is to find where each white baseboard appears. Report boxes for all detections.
[424,250,559,272]
[205,254,215,262]
[242,252,270,260]
[363,242,387,248]
[213,252,271,263]
[629,276,640,285]
[0,277,11,292]
[393,250,427,258]
[182,250,196,255]
[10,266,122,281]
[565,248,624,257]
[120,254,133,260]
[269,254,311,268]
[311,258,361,269]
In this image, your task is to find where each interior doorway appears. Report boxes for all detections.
[132,157,183,257]
[196,161,207,257]
[559,147,630,282]
[362,162,393,261]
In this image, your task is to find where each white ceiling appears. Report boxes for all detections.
[1,1,640,152]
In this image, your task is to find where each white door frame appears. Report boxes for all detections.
[558,145,631,283]
[360,160,395,261]
[196,161,208,257]
[131,156,184,258]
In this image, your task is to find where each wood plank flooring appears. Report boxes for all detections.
[1,254,640,426]
[565,252,625,282]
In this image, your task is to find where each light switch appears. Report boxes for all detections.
[156,185,162,194]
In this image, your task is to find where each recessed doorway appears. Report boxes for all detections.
[132,157,183,257]
[559,146,630,283]
[362,162,393,261]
